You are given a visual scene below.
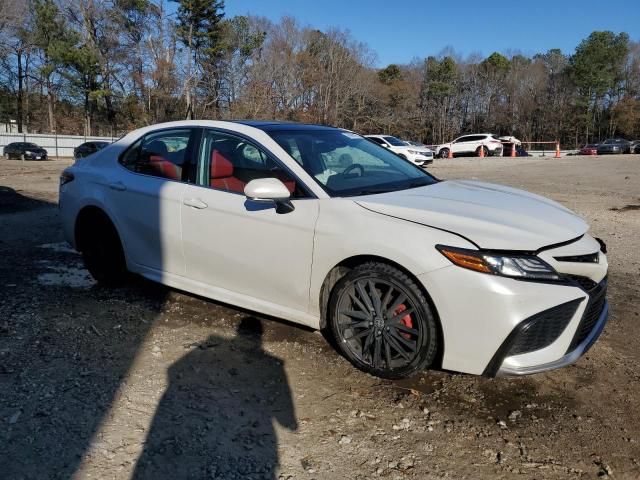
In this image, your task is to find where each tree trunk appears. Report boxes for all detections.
[16,49,23,133]
[185,23,194,120]
[47,84,55,133]
[84,82,91,136]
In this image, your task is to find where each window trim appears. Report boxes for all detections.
[190,127,316,199]
[117,126,201,184]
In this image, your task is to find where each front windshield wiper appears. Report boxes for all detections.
[342,187,396,197]
[343,179,434,197]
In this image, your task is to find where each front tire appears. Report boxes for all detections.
[328,262,438,379]
[79,215,127,286]
[439,148,450,159]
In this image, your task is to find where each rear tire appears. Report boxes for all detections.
[78,214,127,286]
[328,262,438,379]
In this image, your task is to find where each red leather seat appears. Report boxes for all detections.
[210,150,246,193]
[273,172,296,194]
[149,155,182,181]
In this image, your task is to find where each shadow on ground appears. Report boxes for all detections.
[132,317,297,479]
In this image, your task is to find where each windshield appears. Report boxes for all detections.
[382,136,406,146]
[267,129,438,197]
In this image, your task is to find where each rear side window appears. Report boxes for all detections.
[120,129,194,182]
[368,137,386,145]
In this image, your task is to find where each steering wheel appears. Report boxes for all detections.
[342,163,364,177]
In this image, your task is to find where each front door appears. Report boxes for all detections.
[181,129,319,313]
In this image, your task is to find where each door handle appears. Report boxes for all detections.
[183,198,208,209]
[108,181,126,191]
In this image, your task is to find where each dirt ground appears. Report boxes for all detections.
[1,154,639,480]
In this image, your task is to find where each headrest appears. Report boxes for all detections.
[210,150,234,179]
[146,140,169,157]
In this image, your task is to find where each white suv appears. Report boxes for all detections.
[434,133,503,158]
[365,135,433,166]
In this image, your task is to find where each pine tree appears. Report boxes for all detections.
[171,0,225,119]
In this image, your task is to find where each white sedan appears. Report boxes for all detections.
[59,120,609,379]
[365,135,433,166]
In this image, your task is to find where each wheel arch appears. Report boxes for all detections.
[318,254,445,368]
[74,205,121,253]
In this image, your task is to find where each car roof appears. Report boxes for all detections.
[232,120,338,132]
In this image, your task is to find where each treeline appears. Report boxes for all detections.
[1,0,639,146]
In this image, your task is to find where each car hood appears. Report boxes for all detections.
[354,180,588,251]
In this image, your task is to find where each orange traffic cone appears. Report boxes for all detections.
[511,142,516,157]
[554,141,561,158]
[479,145,485,158]
[447,148,453,159]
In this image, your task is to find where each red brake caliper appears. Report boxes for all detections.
[394,304,413,339]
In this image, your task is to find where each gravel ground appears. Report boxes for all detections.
[0,155,639,479]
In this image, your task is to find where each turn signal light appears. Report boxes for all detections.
[438,247,492,273]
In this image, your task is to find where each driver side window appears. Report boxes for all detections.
[196,130,306,198]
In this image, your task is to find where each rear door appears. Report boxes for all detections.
[180,129,319,313]
[106,127,198,275]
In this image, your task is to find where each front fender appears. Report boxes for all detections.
[308,199,475,317]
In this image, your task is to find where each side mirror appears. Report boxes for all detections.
[244,178,294,214]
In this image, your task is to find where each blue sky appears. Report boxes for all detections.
[223,0,639,66]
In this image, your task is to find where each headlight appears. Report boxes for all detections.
[408,150,421,155]
[436,245,560,280]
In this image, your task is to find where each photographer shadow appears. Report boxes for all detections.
[132,317,297,479]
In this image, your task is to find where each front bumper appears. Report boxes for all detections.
[418,234,609,376]
[26,152,47,160]
[409,153,434,166]
[495,300,608,376]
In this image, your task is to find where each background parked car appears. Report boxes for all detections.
[73,141,110,159]
[579,144,599,155]
[630,140,640,154]
[365,135,433,166]
[434,134,503,158]
[502,143,530,157]
[596,138,631,154]
[2,142,48,160]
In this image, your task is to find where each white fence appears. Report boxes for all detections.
[0,132,116,158]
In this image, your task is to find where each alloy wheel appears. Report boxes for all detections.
[335,278,423,371]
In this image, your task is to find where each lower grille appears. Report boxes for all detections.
[506,299,581,356]
[566,274,598,291]
[567,277,607,351]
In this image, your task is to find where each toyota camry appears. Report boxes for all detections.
[59,120,609,379]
